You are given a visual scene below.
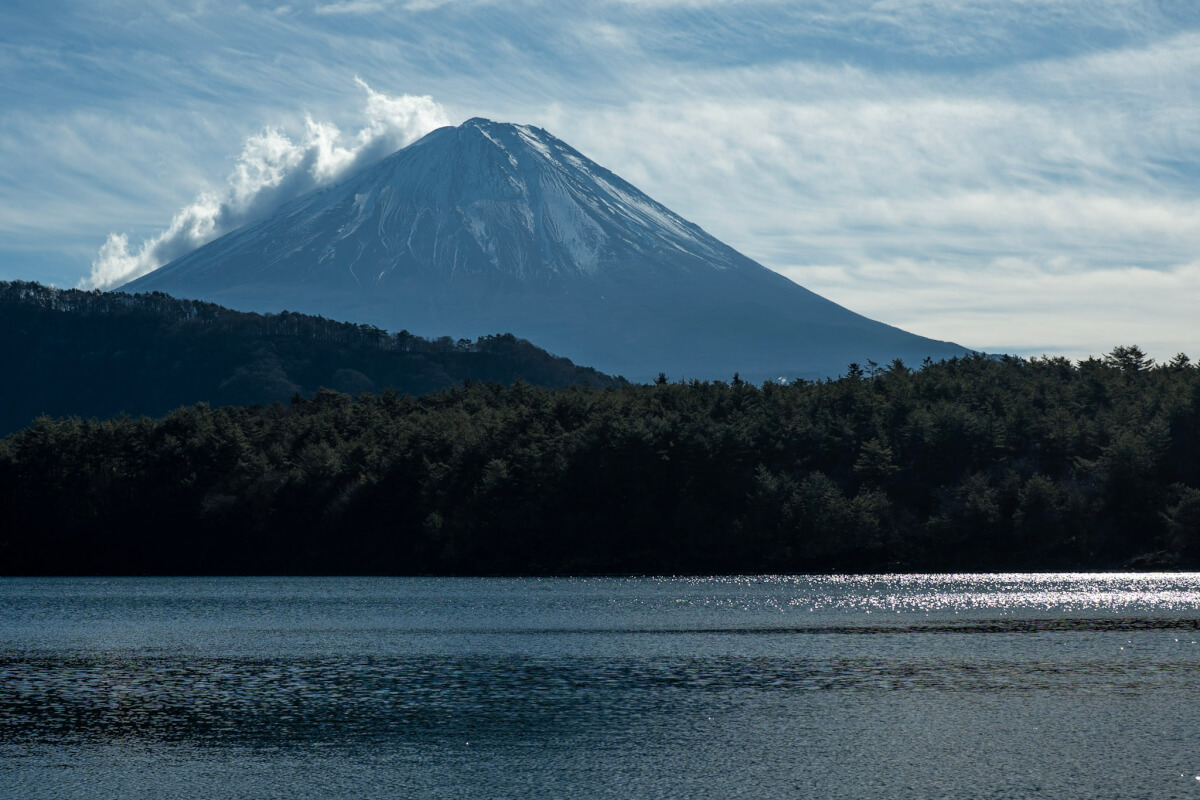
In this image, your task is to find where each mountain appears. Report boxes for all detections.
[122,118,969,381]
[0,281,622,435]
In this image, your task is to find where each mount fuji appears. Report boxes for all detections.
[122,118,969,381]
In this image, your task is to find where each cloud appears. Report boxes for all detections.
[83,79,449,290]
[313,0,391,14]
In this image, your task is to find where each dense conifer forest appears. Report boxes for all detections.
[0,281,622,435]
[3,345,1198,575]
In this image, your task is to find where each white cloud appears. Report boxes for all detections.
[83,79,448,289]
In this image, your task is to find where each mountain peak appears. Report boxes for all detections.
[460,116,543,138]
[454,117,586,175]
[462,116,521,132]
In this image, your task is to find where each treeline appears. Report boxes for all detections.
[0,281,622,435]
[3,346,1199,575]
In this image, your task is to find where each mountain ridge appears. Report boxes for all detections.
[0,280,622,435]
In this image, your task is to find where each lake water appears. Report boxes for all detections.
[3,574,1200,799]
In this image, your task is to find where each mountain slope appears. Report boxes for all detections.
[123,118,969,381]
[0,281,622,435]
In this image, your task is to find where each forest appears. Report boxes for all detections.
[3,345,1198,575]
[0,280,621,435]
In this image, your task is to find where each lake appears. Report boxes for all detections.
[3,574,1200,799]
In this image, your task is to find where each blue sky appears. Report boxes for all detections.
[2,0,1198,360]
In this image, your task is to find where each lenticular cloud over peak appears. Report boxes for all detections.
[83,80,449,290]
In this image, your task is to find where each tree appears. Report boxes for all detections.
[1105,345,1153,373]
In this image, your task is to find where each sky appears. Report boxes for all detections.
[2,0,1199,361]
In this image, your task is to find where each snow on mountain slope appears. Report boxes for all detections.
[123,119,969,381]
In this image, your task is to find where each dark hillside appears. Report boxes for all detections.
[0,281,623,434]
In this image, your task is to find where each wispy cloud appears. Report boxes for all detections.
[314,0,391,14]
[83,79,448,289]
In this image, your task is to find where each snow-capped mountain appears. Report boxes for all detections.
[122,118,968,380]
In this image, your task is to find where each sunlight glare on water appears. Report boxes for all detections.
[630,573,1200,628]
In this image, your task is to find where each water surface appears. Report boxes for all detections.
[3,574,1200,799]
